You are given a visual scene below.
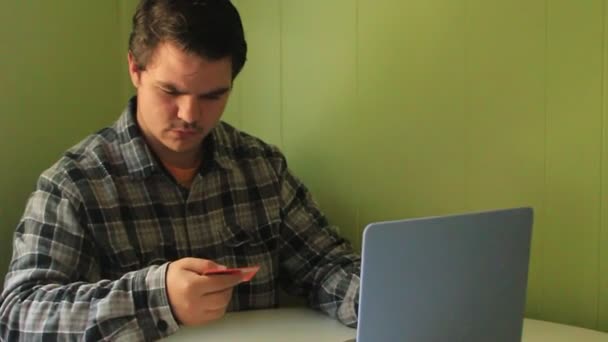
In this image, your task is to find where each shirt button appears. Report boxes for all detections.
[157,319,168,332]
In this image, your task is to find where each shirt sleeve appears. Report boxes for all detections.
[275,154,361,328]
[0,171,179,341]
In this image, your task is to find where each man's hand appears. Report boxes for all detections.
[166,258,243,326]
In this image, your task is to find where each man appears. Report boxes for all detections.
[0,0,361,340]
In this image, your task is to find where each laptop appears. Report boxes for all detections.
[354,207,533,342]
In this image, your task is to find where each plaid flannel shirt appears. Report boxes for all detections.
[0,98,360,341]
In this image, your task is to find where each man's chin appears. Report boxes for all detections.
[160,134,206,154]
[168,144,200,153]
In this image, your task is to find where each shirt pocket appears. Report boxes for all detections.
[219,220,281,310]
[90,221,168,279]
[221,220,279,251]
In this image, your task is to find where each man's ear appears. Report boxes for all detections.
[127,51,142,88]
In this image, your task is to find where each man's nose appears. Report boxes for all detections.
[177,96,200,124]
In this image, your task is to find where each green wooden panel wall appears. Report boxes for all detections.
[280,0,361,247]
[465,0,547,318]
[232,0,608,332]
[0,1,124,277]
[544,0,603,328]
[602,1,608,331]
[231,0,283,147]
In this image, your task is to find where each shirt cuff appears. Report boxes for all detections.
[337,274,360,328]
[143,262,180,338]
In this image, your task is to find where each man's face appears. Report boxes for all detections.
[128,41,232,165]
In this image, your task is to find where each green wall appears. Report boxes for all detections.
[230,0,608,332]
[0,2,124,277]
[1,0,606,333]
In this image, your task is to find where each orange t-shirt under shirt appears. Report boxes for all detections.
[161,161,201,188]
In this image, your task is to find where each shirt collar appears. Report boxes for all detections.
[116,97,233,180]
[207,121,236,171]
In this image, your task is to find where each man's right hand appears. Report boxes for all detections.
[165,258,244,326]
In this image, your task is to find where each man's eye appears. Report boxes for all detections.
[162,89,178,96]
[201,95,220,100]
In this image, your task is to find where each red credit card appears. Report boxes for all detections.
[203,266,260,282]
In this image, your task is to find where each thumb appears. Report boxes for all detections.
[178,257,226,275]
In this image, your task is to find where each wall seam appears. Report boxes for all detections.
[278,0,285,150]
[541,0,550,320]
[354,0,362,246]
[598,0,607,330]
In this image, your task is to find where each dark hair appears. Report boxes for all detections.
[129,0,247,78]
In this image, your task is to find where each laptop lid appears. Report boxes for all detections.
[356,207,533,342]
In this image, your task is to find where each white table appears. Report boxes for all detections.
[165,308,608,341]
